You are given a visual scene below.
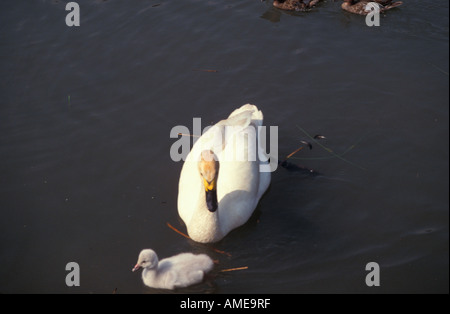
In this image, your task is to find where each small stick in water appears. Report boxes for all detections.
[178,133,200,137]
[166,222,232,257]
[220,266,249,272]
[166,222,190,239]
[285,146,304,159]
[193,69,219,73]
[212,248,232,257]
[285,140,313,160]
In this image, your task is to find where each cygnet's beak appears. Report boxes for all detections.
[132,264,140,272]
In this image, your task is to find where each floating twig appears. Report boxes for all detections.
[193,69,219,73]
[285,146,304,159]
[166,222,190,239]
[284,136,319,160]
[178,133,201,137]
[220,266,248,272]
[212,248,232,257]
[166,222,232,257]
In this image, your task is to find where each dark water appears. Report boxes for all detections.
[0,0,448,293]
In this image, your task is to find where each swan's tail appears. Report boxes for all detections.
[228,104,263,127]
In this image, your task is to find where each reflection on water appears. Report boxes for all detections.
[0,0,448,293]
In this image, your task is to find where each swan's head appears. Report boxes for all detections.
[132,249,159,272]
[198,150,219,213]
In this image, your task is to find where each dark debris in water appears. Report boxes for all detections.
[278,159,321,176]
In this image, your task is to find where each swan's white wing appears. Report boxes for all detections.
[215,105,270,233]
[177,155,202,225]
[216,127,260,232]
[223,104,270,215]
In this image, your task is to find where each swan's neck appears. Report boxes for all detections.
[187,188,223,243]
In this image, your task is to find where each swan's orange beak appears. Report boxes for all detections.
[203,177,216,192]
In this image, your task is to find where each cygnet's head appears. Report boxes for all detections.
[132,249,159,272]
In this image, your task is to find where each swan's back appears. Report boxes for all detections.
[225,104,270,201]
[227,103,264,127]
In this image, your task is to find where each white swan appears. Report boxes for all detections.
[132,249,214,290]
[177,104,271,243]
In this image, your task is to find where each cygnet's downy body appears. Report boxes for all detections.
[132,249,214,290]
